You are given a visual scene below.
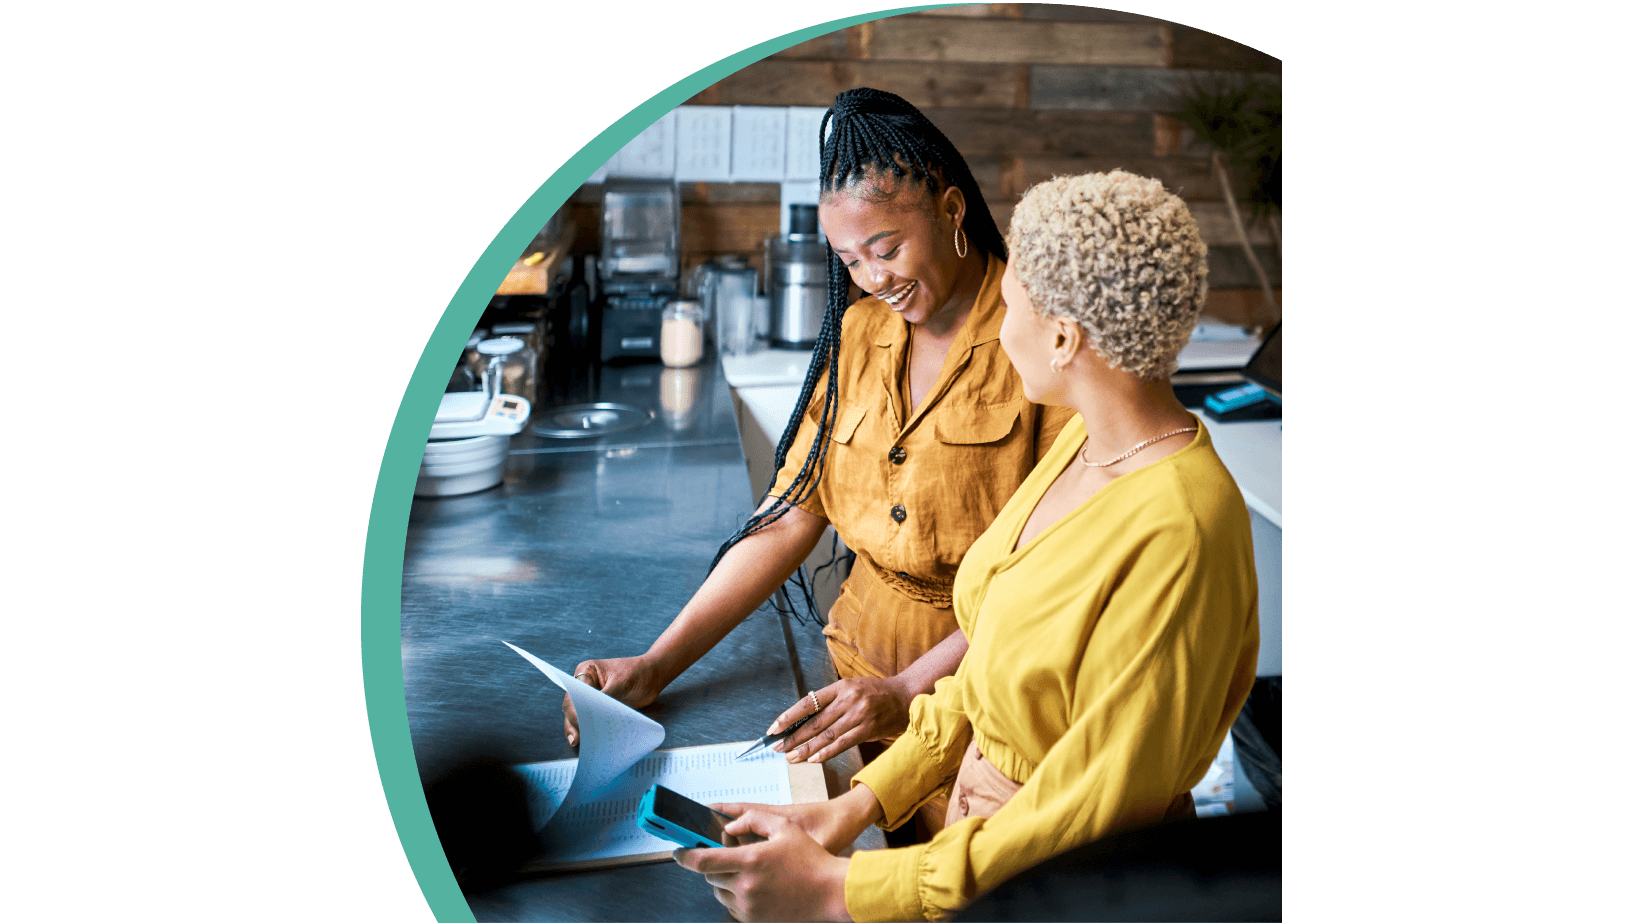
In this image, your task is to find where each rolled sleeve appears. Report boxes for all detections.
[850,673,970,830]
[844,844,931,922]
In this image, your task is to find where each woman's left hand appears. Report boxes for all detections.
[771,676,912,764]
[674,808,852,922]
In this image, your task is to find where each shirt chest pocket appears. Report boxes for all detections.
[830,403,869,444]
[934,403,1019,446]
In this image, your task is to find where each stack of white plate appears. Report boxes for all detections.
[415,434,510,498]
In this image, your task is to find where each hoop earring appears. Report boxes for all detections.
[954,225,969,259]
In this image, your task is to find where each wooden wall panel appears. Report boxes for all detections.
[1204,288,1281,329]
[917,4,1025,19]
[988,197,1279,249]
[1208,245,1280,289]
[681,203,781,254]
[771,27,854,60]
[1171,25,1280,72]
[686,60,1025,109]
[1034,65,1208,112]
[557,7,1279,307]
[866,16,1169,67]
[1003,154,1218,202]
[1187,201,1275,247]
[925,108,1156,159]
[1016,5,1164,24]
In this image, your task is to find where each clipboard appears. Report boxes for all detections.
[516,743,829,874]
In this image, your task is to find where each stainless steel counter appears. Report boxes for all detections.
[401,358,856,922]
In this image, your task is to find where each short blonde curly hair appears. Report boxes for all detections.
[1007,170,1209,380]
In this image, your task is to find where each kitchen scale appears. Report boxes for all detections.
[429,390,533,439]
[417,391,532,498]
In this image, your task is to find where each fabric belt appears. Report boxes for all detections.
[872,563,954,608]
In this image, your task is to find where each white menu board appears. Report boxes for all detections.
[785,106,829,180]
[608,109,676,179]
[731,106,788,182]
[675,106,733,182]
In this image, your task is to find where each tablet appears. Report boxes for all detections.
[1241,322,1282,399]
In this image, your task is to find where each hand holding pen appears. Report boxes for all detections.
[735,691,822,760]
[744,677,915,764]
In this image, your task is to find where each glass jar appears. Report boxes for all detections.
[491,321,544,368]
[462,331,488,383]
[660,299,706,367]
[713,266,760,358]
[475,336,537,414]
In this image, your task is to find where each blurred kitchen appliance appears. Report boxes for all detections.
[599,179,680,361]
[600,292,670,362]
[766,204,828,348]
[708,263,760,358]
[544,254,596,363]
[687,255,751,333]
[420,350,533,497]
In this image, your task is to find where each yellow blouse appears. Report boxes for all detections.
[767,254,1074,679]
[844,415,1261,921]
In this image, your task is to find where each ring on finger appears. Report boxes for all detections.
[809,690,821,716]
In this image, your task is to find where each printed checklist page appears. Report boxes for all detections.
[515,741,794,864]
[502,642,795,865]
[502,642,665,825]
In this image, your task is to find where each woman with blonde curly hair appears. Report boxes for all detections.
[675,170,1261,922]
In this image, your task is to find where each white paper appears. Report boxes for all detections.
[514,741,794,864]
[502,642,801,865]
[502,642,665,825]
[1190,730,1237,807]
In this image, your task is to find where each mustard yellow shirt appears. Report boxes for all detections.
[768,254,1074,677]
[844,415,1260,921]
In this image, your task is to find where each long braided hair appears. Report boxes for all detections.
[708,88,1007,601]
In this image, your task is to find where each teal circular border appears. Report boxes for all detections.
[361,6,955,921]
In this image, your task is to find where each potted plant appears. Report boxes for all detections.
[1172,77,1282,320]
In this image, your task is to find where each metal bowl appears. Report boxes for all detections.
[530,402,654,439]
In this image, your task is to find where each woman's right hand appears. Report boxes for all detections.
[710,785,882,855]
[562,655,663,747]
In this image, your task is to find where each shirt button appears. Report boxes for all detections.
[958,794,970,816]
[890,504,906,523]
[888,446,906,464]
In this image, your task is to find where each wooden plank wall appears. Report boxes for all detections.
[561,5,1280,327]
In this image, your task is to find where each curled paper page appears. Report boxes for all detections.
[503,641,665,828]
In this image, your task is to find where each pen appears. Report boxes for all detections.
[733,712,817,761]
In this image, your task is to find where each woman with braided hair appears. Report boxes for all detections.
[566,89,1073,835]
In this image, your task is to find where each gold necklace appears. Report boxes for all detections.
[1079,427,1198,468]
